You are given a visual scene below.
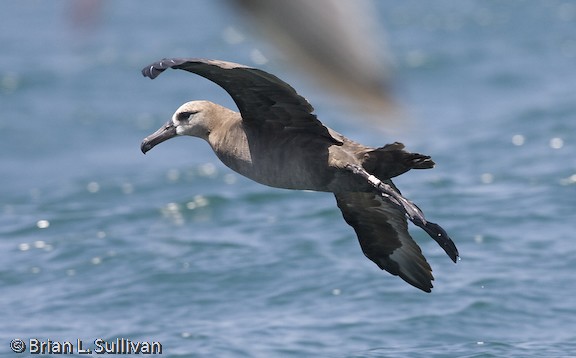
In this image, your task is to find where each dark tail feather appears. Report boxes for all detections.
[363,142,435,179]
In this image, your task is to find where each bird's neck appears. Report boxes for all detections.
[206,110,253,171]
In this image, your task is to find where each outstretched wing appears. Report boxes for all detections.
[142,58,342,145]
[335,190,435,292]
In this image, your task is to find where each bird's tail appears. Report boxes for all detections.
[362,142,434,179]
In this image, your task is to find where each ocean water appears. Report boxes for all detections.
[1,1,576,357]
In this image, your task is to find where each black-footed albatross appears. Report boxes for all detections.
[140,58,459,292]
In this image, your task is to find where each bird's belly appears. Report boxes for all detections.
[216,145,337,191]
[231,155,335,191]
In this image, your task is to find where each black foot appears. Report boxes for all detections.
[412,219,459,263]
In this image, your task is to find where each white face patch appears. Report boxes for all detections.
[175,125,186,135]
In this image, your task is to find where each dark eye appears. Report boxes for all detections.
[177,111,197,121]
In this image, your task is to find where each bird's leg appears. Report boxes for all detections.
[345,164,459,262]
[345,164,426,224]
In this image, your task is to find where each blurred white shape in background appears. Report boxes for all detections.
[231,0,397,119]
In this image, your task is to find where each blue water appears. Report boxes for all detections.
[2,1,576,357]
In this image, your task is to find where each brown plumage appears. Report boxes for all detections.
[141,58,458,292]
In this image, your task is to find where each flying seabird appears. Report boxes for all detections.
[140,58,459,292]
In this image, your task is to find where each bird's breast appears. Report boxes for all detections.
[211,131,341,191]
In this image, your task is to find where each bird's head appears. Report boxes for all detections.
[141,101,212,154]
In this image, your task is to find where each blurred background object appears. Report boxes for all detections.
[68,0,103,30]
[230,0,396,118]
